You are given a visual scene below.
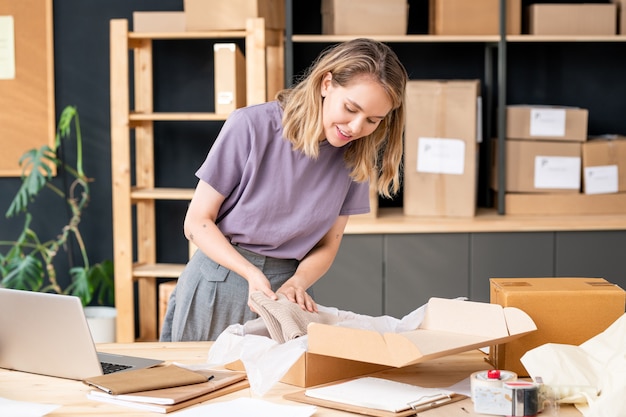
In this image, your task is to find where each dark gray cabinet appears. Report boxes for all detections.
[315,231,626,318]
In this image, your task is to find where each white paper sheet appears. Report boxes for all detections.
[0,397,60,417]
[305,377,454,412]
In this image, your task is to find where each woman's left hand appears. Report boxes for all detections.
[277,283,318,313]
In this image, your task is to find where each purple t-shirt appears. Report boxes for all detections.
[195,101,370,260]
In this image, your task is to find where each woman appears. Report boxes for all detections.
[160,38,407,341]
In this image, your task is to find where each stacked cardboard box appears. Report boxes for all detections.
[582,135,626,195]
[403,80,481,217]
[321,0,408,35]
[527,3,617,36]
[214,44,247,115]
[184,0,285,31]
[429,0,521,35]
[494,105,626,215]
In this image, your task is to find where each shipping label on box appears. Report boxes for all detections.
[321,0,408,35]
[583,136,626,194]
[506,105,588,142]
[404,80,481,217]
[489,277,626,377]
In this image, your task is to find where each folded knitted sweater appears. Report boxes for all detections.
[248,291,339,343]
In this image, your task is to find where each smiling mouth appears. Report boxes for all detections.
[336,126,352,141]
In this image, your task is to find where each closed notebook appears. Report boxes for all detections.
[83,365,209,395]
[87,370,247,405]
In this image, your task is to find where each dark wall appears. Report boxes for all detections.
[1,0,625,292]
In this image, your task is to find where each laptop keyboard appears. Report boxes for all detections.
[101,361,132,374]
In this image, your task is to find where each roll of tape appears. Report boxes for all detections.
[470,370,518,402]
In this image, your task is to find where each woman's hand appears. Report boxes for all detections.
[277,281,318,313]
[247,270,276,313]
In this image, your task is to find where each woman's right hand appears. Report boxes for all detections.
[246,270,276,313]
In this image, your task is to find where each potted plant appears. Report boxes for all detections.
[0,105,116,342]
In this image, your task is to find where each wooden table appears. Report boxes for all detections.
[0,342,581,416]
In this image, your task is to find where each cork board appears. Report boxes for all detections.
[0,0,54,176]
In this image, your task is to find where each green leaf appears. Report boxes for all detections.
[89,260,115,306]
[0,254,45,291]
[6,146,58,217]
[66,266,93,306]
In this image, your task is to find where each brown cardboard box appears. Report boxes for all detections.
[227,352,390,388]
[308,297,536,368]
[184,0,285,31]
[228,297,537,387]
[429,0,521,35]
[503,192,626,215]
[506,105,588,142]
[403,80,481,217]
[527,4,617,36]
[132,12,186,33]
[615,0,626,34]
[582,136,626,194]
[214,43,246,115]
[321,0,408,35]
[490,277,626,377]
[492,139,581,193]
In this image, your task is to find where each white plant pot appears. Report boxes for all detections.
[84,306,117,343]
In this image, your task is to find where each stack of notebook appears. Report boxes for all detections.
[84,365,248,413]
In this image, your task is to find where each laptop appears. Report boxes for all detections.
[0,288,163,380]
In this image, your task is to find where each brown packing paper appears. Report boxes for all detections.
[83,365,209,395]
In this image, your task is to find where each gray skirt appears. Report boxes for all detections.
[159,245,300,342]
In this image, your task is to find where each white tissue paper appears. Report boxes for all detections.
[521,313,626,417]
[207,302,430,396]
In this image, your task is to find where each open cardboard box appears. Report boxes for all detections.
[307,298,537,368]
[227,298,536,387]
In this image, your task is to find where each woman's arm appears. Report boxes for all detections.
[277,214,349,312]
[184,180,276,303]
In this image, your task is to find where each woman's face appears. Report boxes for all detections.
[320,72,393,148]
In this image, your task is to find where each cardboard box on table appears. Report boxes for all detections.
[429,0,521,35]
[489,277,626,377]
[229,297,537,387]
[527,4,617,36]
[403,80,481,217]
[184,0,285,31]
[321,0,408,35]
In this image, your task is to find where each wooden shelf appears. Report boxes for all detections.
[110,17,284,343]
[292,34,626,43]
[129,112,229,122]
[346,208,626,234]
[129,30,248,40]
[131,187,194,200]
[133,263,185,278]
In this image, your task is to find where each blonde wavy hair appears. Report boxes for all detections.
[276,38,407,198]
